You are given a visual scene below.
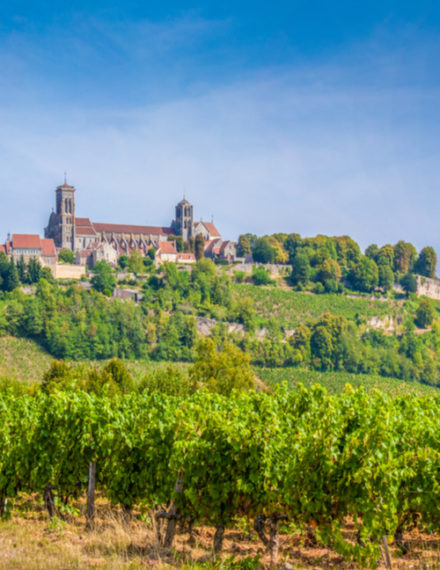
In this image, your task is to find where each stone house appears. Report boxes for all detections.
[2,234,57,269]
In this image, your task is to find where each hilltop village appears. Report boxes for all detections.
[0,180,236,276]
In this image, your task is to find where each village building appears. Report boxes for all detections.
[2,234,57,269]
[156,241,178,263]
[204,238,236,261]
[75,241,119,267]
[177,252,196,264]
[192,221,221,241]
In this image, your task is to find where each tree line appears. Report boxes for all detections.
[237,233,437,293]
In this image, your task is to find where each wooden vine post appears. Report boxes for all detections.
[86,461,96,529]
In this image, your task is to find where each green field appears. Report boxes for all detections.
[232,283,402,328]
[0,336,52,383]
[0,336,188,384]
[257,366,439,396]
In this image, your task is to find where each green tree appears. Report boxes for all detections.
[195,233,205,261]
[147,248,156,260]
[393,241,417,274]
[16,256,27,283]
[290,252,311,286]
[40,266,55,283]
[58,248,75,264]
[252,265,272,286]
[379,265,394,292]
[310,325,333,370]
[252,237,275,263]
[91,260,116,296]
[365,244,379,261]
[5,259,19,292]
[118,255,129,269]
[415,299,435,329]
[0,251,9,290]
[376,244,394,267]
[189,338,254,395]
[415,247,437,278]
[334,236,361,270]
[400,272,418,296]
[102,358,136,393]
[27,258,42,283]
[284,233,303,262]
[127,249,144,274]
[237,234,251,257]
[41,360,75,393]
[349,256,379,292]
[317,258,342,290]
[187,236,195,253]
[175,236,184,253]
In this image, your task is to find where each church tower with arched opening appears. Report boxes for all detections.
[45,179,76,250]
[172,198,193,241]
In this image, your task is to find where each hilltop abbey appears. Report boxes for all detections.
[44,180,235,264]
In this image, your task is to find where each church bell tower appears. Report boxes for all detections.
[45,177,76,250]
[173,198,193,241]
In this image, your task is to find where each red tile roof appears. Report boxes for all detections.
[0,244,6,255]
[12,234,42,249]
[77,227,97,236]
[75,217,97,236]
[93,222,173,236]
[75,217,92,226]
[41,238,56,257]
[203,222,221,238]
[158,241,178,254]
[220,240,232,253]
[204,238,221,252]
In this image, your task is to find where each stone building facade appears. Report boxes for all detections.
[1,234,57,269]
[44,179,235,264]
[45,182,76,250]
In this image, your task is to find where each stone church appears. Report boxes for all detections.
[45,180,226,257]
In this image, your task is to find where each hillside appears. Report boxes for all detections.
[0,336,188,385]
[0,337,52,383]
[232,282,402,329]
[0,255,439,388]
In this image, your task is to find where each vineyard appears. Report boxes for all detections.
[231,283,401,329]
[257,366,440,396]
[3,386,440,568]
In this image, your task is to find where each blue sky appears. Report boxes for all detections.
[1,1,439,260]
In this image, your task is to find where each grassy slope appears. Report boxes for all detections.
[257,366,439,396]
[0,337,53,383]
[231,283,401,328]
[0,336,188,384]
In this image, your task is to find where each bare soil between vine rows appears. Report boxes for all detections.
[1,497,440,569]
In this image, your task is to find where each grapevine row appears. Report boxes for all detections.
[1,385,440,567]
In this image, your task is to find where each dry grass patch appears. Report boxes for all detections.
[2,497,440,569]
